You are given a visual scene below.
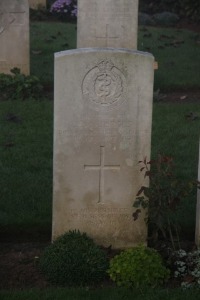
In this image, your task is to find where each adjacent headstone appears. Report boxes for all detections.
[0,0,29,75]
[77,0,139,49]
[52,48,154,249]
[29,0,46,9]
[195,139,200,248]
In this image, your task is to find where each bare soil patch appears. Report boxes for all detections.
[160,91,200,103]
[0,243,50,290]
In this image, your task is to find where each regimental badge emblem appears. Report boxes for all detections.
[82,60,127,109]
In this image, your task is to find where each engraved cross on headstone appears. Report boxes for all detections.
[0,7,26,63]
[0,11,14,34]
[77,0,139,49]
[96,24,119,47]
[84,146,120,203]
[0,9,25,35]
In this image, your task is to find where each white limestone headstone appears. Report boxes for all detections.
[52,48,154,249]
[195,138,200,247]
[0,0,29,75]
[77,0,139,49]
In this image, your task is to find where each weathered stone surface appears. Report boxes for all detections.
[0,0,29,75]
[195,139,200,247]
[29,0,46,9]
[77,0,139,49]
[52,48,154,249]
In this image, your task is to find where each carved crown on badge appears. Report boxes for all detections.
[97,60,114,72]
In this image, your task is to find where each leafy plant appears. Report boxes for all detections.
[133,155,194,250]
[0,68,43,101]
[108,245,170,288]
[39,230,109,286]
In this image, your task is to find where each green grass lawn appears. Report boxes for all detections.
[30,21,200,91]
[0,21,199,239]
[0,100,199,239]
[151,103,200,237]
[0,100,53,239]
[138,27,200,91]
[31,21,76,83]
[0,21,199,238]
[1,287,200,300]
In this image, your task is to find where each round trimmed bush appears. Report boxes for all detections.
[108,245,170,288]
[39,230,109,286]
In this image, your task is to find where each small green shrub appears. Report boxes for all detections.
[39,230,109,286]
[108,245,170,288]
[0,68,43,101]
